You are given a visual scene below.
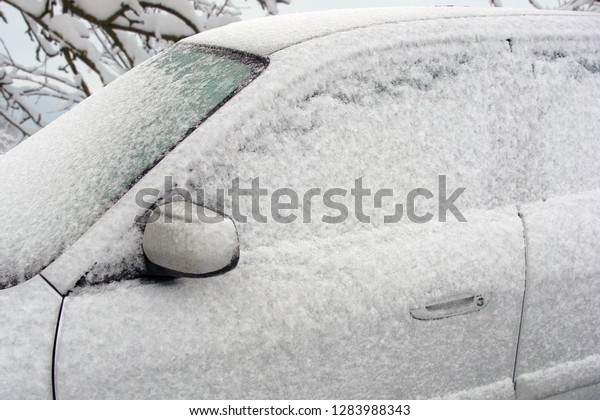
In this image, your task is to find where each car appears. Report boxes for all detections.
[1,7,600,400]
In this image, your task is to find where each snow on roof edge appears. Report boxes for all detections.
[180,7,597,56]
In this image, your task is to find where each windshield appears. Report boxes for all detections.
[0,43,266,289]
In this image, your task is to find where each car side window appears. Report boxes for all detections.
[518,40,600,197]
[74,37,528,286]
[184,39,535,231]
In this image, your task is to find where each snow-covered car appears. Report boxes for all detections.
[1,7,600,400]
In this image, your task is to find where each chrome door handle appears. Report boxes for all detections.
[410,292,488,320]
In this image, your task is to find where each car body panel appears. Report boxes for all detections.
[546,382,600,400]
[0,276,61,399]
[516,191,600,399]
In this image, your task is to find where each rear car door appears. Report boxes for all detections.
[517,192,600,399]
[512,39,600,399]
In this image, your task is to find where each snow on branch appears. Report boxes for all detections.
[490,0,600,12]
[0,0,277,150]
[255,0,290,15]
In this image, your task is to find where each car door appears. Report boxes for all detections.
[48,24,533,399]
[517,192,600,399]
[512,38,600,399]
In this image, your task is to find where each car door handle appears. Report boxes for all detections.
[410,292,488,320]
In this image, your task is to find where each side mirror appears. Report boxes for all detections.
[142,202,239,277]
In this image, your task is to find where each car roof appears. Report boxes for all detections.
[180,6,592,57]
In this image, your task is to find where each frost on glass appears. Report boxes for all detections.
[0,44,263,289]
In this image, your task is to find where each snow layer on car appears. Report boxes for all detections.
[434,378,514,400]
[50,16,600,398]
[0,276,61,399]
[181,7,584,56]
[43,15,600,293]
[51,15,600,398]
[546,382,600,400]
[518,354,600,399]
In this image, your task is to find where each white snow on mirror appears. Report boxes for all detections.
[142,202,238,276]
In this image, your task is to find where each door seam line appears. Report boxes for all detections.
[512,205,530,392]
[40,273,65,401]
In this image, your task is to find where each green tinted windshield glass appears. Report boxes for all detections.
[101,44,261,202]
[0,44,265,288]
